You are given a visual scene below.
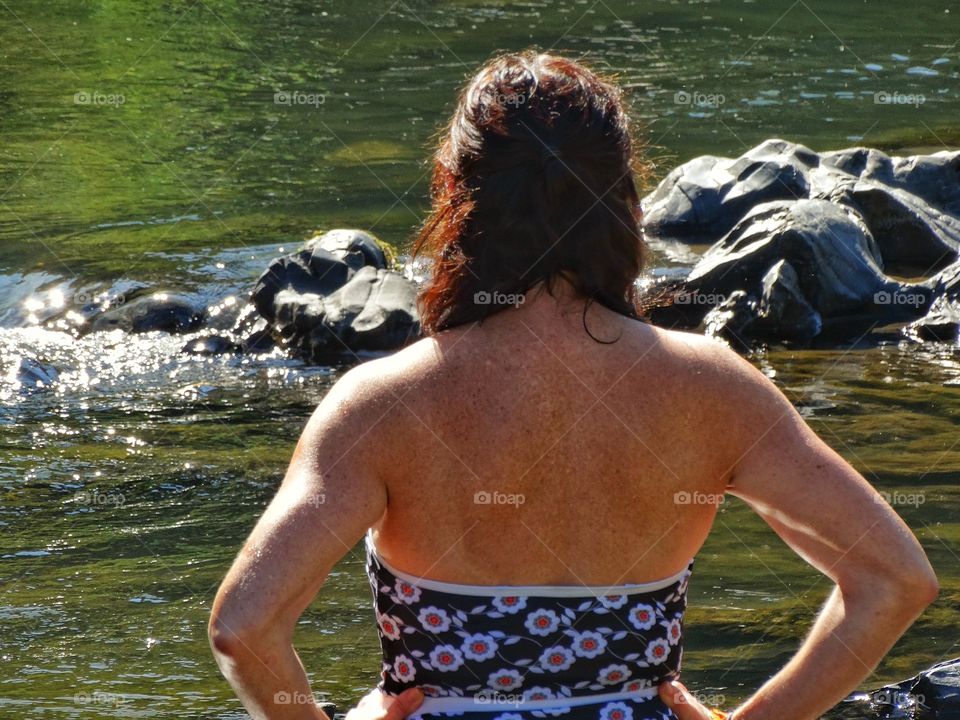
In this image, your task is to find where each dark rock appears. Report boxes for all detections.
[836,182,960,274]
[87,293,204,335]
[701,291,757,350]
[231,303,275,350]
[202,295,246,331]
[273,265,420,361]
[904,296,960,343]
[181,334,239,355]
[317,702,338,720]
[641,137,960,347]
[307,228,388,271]
[643,140,960,269]
[251,229,419,361]
[253,247,353,323]
[667,199,932,344]
[641,141,960,337]
[642,139,817,240]
[822,656,960,719]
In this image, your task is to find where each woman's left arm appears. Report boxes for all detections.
[209,362,394,720]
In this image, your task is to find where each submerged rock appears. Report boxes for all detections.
[87,293,205,334]
[6,356,58,392]
[251,229,419,361]
[642,140,959,346]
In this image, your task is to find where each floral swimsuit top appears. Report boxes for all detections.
[365,532,694,720]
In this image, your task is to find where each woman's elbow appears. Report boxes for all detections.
[208,610,247,660]
[208,598,289,667]
[911,565,940,607]
[852,562,939,612]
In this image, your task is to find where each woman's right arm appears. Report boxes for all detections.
[700,342,938,720]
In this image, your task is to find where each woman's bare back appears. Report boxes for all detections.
[366,281,734,586]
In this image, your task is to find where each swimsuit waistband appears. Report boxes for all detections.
[412,687,660,715]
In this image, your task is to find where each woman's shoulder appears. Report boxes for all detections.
[319,337,443,421]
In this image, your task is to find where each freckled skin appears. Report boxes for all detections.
[210,275,938,720]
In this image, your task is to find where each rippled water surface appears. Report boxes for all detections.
[2,1,959,717]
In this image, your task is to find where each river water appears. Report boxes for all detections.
[1,1,958,717]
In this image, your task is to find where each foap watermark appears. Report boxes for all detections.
[306,493,326,507]
[74,691,127,708]
[876,490,925,508]
[474,490,525,507]
[873,689,925,707]
[474,692,524,707]
[874,91,925,107]
[76,488,126,508]
[674,491,724,507]
[676,691,727,708]
[674,90,725,108]
[674,290,727,306]
[74,90,125,107]
[493,91,526,109]
[873,290,928,308]
[274,90,326,108]
[73,290,126,307]
[474,291,525,307]
[274,691,323,706]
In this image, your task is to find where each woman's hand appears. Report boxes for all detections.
[659,680,725,720]
[345,688,425,720]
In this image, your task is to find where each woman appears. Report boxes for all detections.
[208,51,938,720]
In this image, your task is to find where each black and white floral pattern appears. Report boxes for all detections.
[366,541,693,720]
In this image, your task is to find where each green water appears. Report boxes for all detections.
[2,0,959,717]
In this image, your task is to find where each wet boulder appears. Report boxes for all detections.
[641,139,818,240]
[642,140,960,273]
[641,138,960,347]
[822,656,960,719]
[272,265,419,361]
[649,199,932,345]
[308,228,388,270]
[252,229,419,361]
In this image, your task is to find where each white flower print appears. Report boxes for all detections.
[418,605,452,633]
[492,595,527,614]
[645,637,671,665]
[628,603,656,631]
[524,608,560,636]
[393,579,421,605]
[538,645,575,673]
[377,613,402,641]
[393,654,416,682]
[429,644,465,672]
[662,617,682,646]
[570,630,607,659]
[420,685,445,697]
[598,594,628,609]
[622,679,653,693]
[599,701,633,720]
[522,687,556,702]
[597,663,631,686]
[461,633,499,661]
[487,669,524,692]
